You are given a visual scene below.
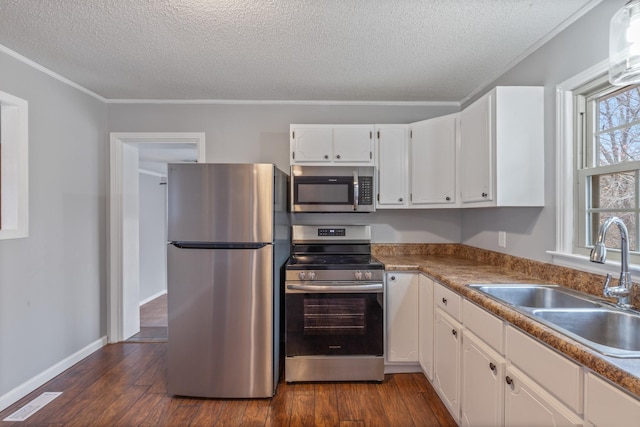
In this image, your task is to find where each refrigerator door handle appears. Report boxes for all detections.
[170,242,269,250]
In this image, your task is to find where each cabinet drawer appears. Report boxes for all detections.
[585,372,640,427]
[435,282,461,321]
[505,325,583,414]
[463,299,504,354]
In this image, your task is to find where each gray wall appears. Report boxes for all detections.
[138,172,167,302]
[107,103,464,243]
[460,0,625,262]
[0,51,106,396]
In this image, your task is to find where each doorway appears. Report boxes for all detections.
[108,132,206,343]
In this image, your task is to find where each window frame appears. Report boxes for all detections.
[552,59,640,276]
[0,90,29,240]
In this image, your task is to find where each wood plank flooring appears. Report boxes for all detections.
[0,342,457,426]
[1,295,456,426]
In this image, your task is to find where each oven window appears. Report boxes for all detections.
[303,297,365,335]
[286,292,383,357]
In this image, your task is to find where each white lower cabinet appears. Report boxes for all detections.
[385,274,640,426]
[504,365,584,426]
[585,372,640,427]
[461,331,505,427]
[386,272,419,363]
[506,325,583,414]
[434,308,461,422]
[418,275,434,380]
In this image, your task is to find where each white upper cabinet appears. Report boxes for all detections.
[376,114,458,209]
[333,125,375,163]
[410,114,457,206]
[290,124,374,165]
[376,124,409,206]
[459,86,544,207]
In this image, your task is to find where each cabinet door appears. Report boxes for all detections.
[377,125,408,207]
[460,92,493,203]
[291,126,333,163]
[461,331,504,427]
[410,115,457,205]
[386,273,419,363]
[434,309,461,422]
[504,367,584,427]
[333,125,374,163]
[418,275,434,380]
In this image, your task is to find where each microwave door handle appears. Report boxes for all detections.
[353,171,359,211]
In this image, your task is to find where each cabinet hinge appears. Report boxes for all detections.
[292,131,295,139]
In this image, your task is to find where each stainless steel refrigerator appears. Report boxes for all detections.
[166,163,289,398]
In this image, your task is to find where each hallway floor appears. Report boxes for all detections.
[126,294,168,343]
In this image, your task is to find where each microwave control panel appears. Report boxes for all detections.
[359,177,373,205]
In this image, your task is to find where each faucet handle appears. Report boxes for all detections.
[603,274,612,297]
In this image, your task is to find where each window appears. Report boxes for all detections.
[0,91,28,240]
[574,77,640,262]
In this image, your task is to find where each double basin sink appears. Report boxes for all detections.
[467,283,640,358]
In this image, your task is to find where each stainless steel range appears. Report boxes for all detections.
[285,225,384,382]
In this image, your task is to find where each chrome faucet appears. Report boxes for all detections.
[589,216,633,307]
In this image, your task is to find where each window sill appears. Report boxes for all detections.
[547,251,640,279]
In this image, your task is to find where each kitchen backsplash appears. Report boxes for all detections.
[372,243,639,310]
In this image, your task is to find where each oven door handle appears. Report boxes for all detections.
[286,283,383,293]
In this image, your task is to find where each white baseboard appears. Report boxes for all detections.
[139,289,167,306]
[0,336,107,412]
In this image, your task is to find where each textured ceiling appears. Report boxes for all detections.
[0,0,600,102]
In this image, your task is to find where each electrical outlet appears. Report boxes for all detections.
[498,231,507,248]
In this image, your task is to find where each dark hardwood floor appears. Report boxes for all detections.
[0,294,457,426]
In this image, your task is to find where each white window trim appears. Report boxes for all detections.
[549,58,640,278]
[0,91,28,240]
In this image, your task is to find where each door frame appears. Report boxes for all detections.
[108,132,206,343]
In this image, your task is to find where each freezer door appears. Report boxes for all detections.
[168,163,275,243]
[167,244,275,398]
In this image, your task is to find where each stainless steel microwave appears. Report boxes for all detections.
[290,166,376,213]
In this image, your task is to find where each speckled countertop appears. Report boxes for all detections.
[372,243,640,399]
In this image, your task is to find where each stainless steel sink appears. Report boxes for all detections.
[467,284,603,309]
[532,308,640,358]
[467,283,640,358]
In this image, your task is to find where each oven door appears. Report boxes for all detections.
[285,282,383,357]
